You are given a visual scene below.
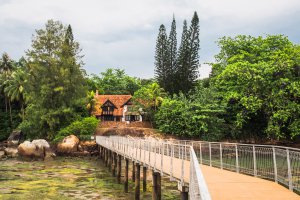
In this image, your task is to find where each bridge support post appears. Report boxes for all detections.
[103,147,106,161]
[179,186,188,200]
[143,166,147,192]
[112,153,117,177]
[132,161,136,181]
[104,149,108,166]
[152,171,161,200]
[124,158,129,193]
[99,146,101,159]
[108,150,112,171]
[135,163,141,200]
[117,155,122,183]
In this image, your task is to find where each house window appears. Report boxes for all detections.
[125,115,140,121]
[102,106,114,115]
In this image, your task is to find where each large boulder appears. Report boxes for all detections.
[57,135,80,154]
[18,141,44,158]
[4,147,18,157]
[32,139,55,159]
[18,139,54,159]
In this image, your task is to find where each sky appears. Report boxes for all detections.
[0,0,300,79]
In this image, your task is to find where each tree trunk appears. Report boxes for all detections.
[9,100,12,124]
[21,103,25,120]
[5,97,8,113]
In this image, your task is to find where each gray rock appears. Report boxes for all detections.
[7,130,24,146]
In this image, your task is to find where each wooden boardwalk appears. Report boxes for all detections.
[97,137,300,200]
[201,165,299,200]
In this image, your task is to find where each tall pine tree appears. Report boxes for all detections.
[167,15,177,94]
[176,20,190,94]
[154,24,169,91]
[176,12,200,94]
[187,12,200,89]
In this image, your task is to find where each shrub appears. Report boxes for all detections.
[54,117,99,142]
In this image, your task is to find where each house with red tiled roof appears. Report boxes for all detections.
[92,91,143,122]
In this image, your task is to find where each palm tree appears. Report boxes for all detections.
[4,68,27,120]
[149,82,165,111]
[0,53,14,123]
[86,91,97,116]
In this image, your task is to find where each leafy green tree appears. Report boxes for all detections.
[212,35,300,140]
[155,81,225,140]
[54,116,99,142]
[133,82,165,126]
[22,20,87,139]
[154,25,170,91]
[88,68,141,95]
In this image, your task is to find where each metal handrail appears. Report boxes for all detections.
[190,146,211,200]
[96,136,211,200]
[165,139,300,193]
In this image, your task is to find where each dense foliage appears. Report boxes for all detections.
[155,81,225,140]
[19,20,88,140]
[155,35,300,141]
[0,54,24,141]
[212,35,300,140]
[54,116,99,142]
[87,68,142,95]
[133,82,165,126]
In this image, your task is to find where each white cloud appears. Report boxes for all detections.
[0,0,300,78]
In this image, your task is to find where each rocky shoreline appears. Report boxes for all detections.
[0,133,98,161]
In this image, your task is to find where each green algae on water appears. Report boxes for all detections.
[0,157,180,200]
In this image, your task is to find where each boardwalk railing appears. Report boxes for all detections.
[169,140,300,193]
[96,136,211,200]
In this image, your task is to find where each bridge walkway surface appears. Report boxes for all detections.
[96,136,300,200]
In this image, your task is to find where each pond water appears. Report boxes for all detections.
[0,157,180,200]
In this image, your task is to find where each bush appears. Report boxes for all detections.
[54,117,99,142]
[155,94,225,141]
